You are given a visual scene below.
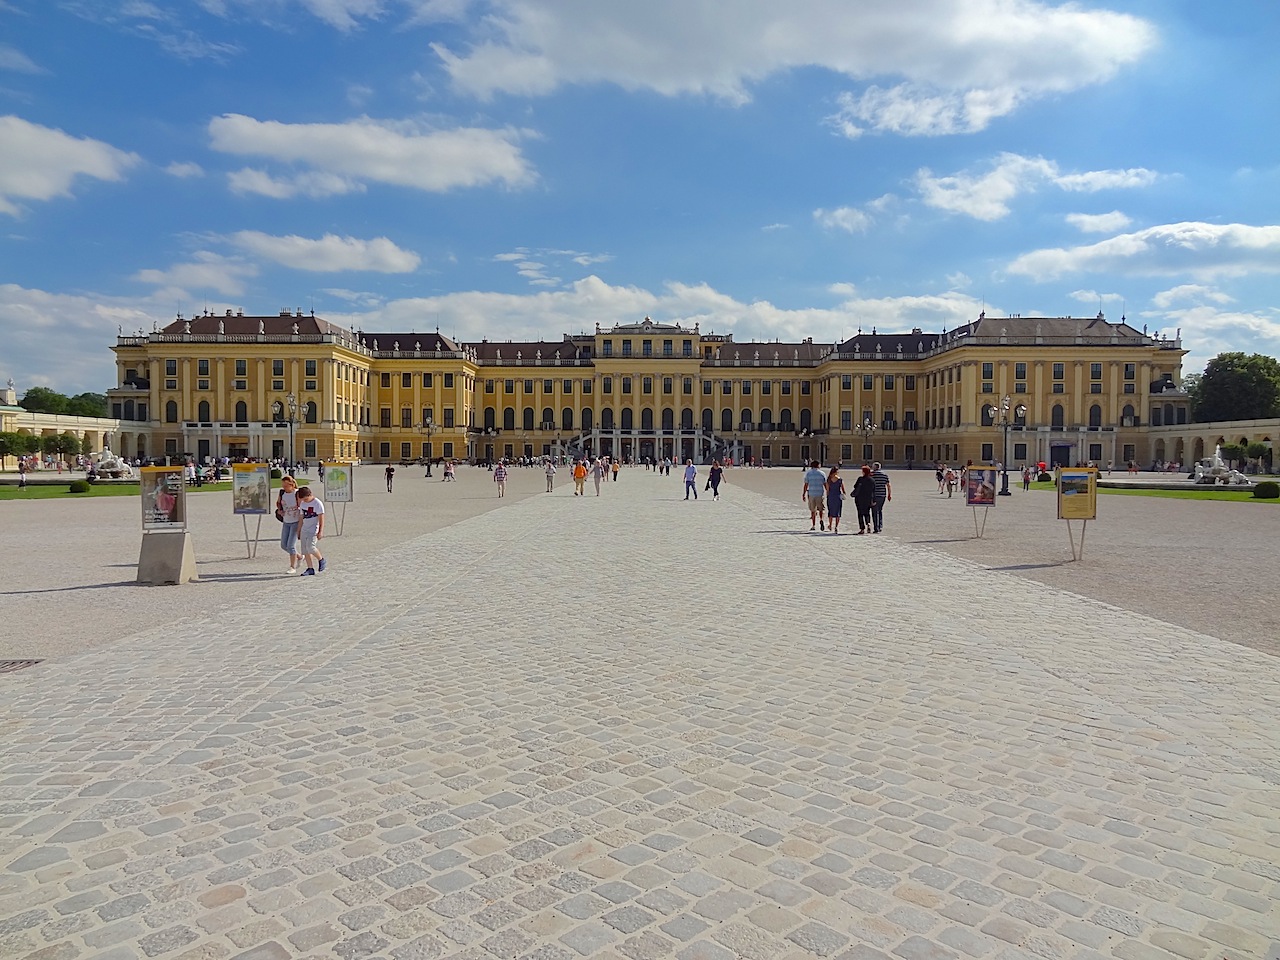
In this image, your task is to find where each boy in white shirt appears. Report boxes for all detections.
[296,486,326,575]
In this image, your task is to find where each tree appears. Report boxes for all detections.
[1192,353,1280,422]
[16,434,41,456]
[1246,441,1272,472]
[0,432,17,461]
[1219,443,1245,468]
[67,392,107,417]
[19,387,70,414]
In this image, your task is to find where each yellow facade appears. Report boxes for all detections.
[108,310,1188,469]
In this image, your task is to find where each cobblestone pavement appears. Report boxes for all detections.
[2,473,1278,960]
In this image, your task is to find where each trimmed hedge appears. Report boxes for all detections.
[270,468,282,479]
[1252,480,1279,499]
[68,479,92,493]
[1038,472,1052,483]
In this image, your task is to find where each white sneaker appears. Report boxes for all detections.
[287,566,298,574]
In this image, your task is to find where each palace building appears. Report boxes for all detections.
[107,308,1191,469]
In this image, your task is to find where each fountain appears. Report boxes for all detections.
[92,450,136,480]
[1191,445,1252,486]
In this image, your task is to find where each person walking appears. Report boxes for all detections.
[852,464,875,533]
[384,464,395,492]
[545,459,556,492]
[572,459,587,496]
[683,459,698,499]
[802,460,826,531]
[870,461,892,533]
[494,459,508,497]
[708,460,724,500]
[296,485,326,575]
[591,457,605,496]
[825,466,846,533]
[1022,465,1032,491]
[277,474,303,573]
[611,459,620,482]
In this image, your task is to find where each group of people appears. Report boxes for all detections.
[275,474,326,576]
[803,460,891,534]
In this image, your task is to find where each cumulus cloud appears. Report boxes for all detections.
[1145,303,1280,376]
[492,247,611,286]
[0,115,140,216]
[229,231,421,273]
[227,167,361,198]
[430,0,1153,135]
[916,153,1158,220]
[1007,222,1280,280]
[133,251,258,296]
[209,114,534,194]
[814,206,872,233]
[164,161,205,178]
[1066,210,1131,233]
[1150,284,1234,309]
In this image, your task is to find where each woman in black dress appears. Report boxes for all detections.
[852,464,875,534]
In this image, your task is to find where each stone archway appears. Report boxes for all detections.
[1193,437,1204,461]
[1154,439,1166,462]
[1173,438,1184,464]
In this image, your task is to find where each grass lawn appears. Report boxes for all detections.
[1028,481,1276,503]
[0,477,312,501]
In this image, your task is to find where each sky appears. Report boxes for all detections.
[2,0,1279,395]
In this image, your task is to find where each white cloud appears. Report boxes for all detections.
[1067,289,1124,305]
[133,251,258,296]
[1150,284,1234,309]
[431,0,1153,135]
[229,231,421,273]
[492,246,610,286]
[198,0,386,31]
[209,114,534,193]
[1066,211,1131,233]
[1144,303,1280,376]
[164,161,205,178]
[0,115,140,216]
[0,43,45,74]
[916,153,1158,221]
[814,206,872,233]
[227,167,361,198]
[1008,222,1280,280]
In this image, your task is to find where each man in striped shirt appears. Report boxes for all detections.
[870,461,892,533]
[493,460,508,497]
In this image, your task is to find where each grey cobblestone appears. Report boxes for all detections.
[0,476,1277,960]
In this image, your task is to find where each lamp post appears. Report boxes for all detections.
[285,392,297,475]
[984,395,1027,496]
[419,416,434,476]
[856,417,877,464]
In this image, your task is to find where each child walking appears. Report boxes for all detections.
[297,485,326,575]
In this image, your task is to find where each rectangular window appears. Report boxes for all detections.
[1091,362,1103,379]
[422,406,433,424]
[486,379,495,393]
[862,444,874,461]
[1013,442,1027,461]
[982,362,993,379]
[603,376,613,394]
[642,377,652,395]
[380,408,392,427]
[683,339,692,357]
[862,375,874,390]
[305,380,316,391]
[702,379,712,395]
[883,445,894,462]
[622,377,632,394]
[197,379,210,390]
[524,379,533,393]
[443,441,454,457]
[401,408,413,427]
[165,359,178,376]
[275,360,286,377]
[582,379,592,394]
[642,340,652,357]
[1090,383,1103,394]
[801,381,811,395]
[781,445,791,462]
[905,375,915,390]
[982,382,994,394]
[562,379,572,393]
[198,359,210,376]
[742,381,752,395]
[400,372,410,388]
[1014,382,1028,393]
[380,372,391,388]
[235,359,247,376]
[841,411,852,430]
[904,444,915,462]
[602,340,613,357]
[233,379,247,391]
[663,377,673,395]
[443,408,455,427]
[761,380,771,395]
[1123,383,1136,394]
[380,442,391,459]
[981,442,994,461]
[841,444,852,461]
[682,378,692,395]
[1053,362,1064,380]
[1089,442,1103,461]
[424,373,433,387]
[443,373,453,388]
[663,339,673,357]
[504,379,514,393]
[401,442,412,460]
[622,339,632,357]
[842,375,852,390]
[884,375,895,390]
[1124,363,1136,380]
[272,379,285,391]
[722,380,732,395]
[164,379,177,390]
[1015,362,1027,380]
[305,440,316,458]
[1052,383,1065,394]
[781,381,791,395]
[544,379,554,393]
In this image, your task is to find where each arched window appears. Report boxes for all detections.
[197,400,210,422]
[165,400,178,423]
[305,401,317,424]
[980,405,994,427]
[641,409,654,431]
[780,408,793,428]
[484,407,496,429]
[702,408,713,431]
[1122,403,1135,424]
[662,409,674,431]
[581,408,593,431]
[503,407,515,431]
[235,400,248,422]
[601,408,614,430]
[523,407,535,430]
[1151,406,1163,426]
[1164,403,1174,425]
[1089,404,1102,427]
[800,409,812,430]
[561,407,573,430]
[681,409,693,430]
[123,399,135,420]
[760,408,773,428]
[721,409,733,432]
[1051,404,1064,428]
[740,408,753,429]
[542,407,554,428]
[621,409,634,430]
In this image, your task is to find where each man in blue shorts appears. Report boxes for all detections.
[802,460,827,531]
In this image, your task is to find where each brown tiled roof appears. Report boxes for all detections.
[468,340,580,362]
[161,313,351,337]
[358,332,462,352]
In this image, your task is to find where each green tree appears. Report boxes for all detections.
[19,386,70,414]
[1246,441,1272,471]
[1192,353,1280,422]
[0,432,17,461]
[67,392,108,417]
[17,434,41,456]
[1219,443,1245,468]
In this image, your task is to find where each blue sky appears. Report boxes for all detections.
[2,0,1278,394]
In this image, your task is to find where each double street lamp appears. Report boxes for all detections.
[419,415,434,476]
[285,392,298,474]
[856,417,877,461]
[984,395,1027,496]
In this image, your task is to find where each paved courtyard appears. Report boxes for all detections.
[1,470,1278,960]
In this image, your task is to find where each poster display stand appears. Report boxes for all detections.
[232,463,272,558]
[322,462,353,536]
[138,466,197,584]
[965,465,997,539]
[1056,467,1098,561]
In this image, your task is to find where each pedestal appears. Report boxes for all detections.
[137,532,199,585]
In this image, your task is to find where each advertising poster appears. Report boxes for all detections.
[141,466,187,531]
[231,463,271,515]
[965,466,998,506]
[1057,467,1098,520]
[323,462,353,503]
